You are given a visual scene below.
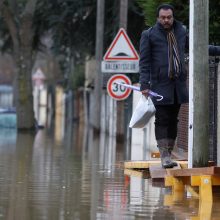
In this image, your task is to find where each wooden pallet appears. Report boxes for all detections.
[124,160,214,171]
[165,166,220,202]
[123,159,220,202]
[124,160,188,171]
[124,169,150,179]
[149,163,181,179]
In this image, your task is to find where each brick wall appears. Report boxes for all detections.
[208,61,218,162]
[177,103,189,152]
[177,63,189,153]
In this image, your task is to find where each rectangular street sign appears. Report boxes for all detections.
[101,61,139,73]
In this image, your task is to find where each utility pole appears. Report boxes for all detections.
[217,63,220,166]
[119,0,128,30]
[92,0,105,131]
[188,0,209,167]
[119,0,132,160]
[117,0,128,141]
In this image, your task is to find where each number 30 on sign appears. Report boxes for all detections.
[107,74,132,100]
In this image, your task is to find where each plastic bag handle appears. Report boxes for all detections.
[115,82,163,101]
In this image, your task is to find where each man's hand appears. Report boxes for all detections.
[141,89,150,97]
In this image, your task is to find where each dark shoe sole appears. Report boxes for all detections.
[171,161,178,167]
[162,163,174,169]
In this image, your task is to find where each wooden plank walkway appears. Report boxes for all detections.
[124,160,188,170]
[123,160,220,203]
[166,166,220,177]
[149,164,166,178]
[124,161,215,171]
[149,163,181,179]
[124,160,216,179]
[124,169,150,179]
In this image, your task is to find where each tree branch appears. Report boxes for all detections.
[8,0,18,17]
[1,3,20,54]
[0,0,4,9]
[0,0,4,7]
[20,0,38,48]
[23,0,37,15]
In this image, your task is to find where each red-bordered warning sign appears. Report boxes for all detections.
[107,74,132,100]
[103,28,139,61]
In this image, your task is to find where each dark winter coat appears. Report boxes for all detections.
[139,20,220,105]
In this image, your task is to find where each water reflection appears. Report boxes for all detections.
[163,185,220,220]
[0,128,16,147]
[0,125,220,220]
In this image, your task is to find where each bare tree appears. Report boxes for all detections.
[0,0,37,129]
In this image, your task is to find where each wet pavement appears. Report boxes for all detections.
[0,124,220,220]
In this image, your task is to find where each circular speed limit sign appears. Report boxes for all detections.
[107,74,132,100]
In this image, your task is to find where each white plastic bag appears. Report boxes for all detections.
[129,95,156,128]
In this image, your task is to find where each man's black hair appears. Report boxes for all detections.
[157,4,174,17]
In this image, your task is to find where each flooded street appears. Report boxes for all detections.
[0,125,220,220]
[0,0,219,219]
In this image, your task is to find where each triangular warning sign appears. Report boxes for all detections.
[103,28,139,61]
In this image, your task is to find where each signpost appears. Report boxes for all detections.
[103,28,139,100]
[32,68,46,88]
[103,28,138,146]
[103,27,136,156]
[102,28,139,73]
[101,61,139,73]
[107,74,132,100]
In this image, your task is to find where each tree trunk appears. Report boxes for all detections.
[0,1,37,130]
[15,15,35,129]
[14,59,35,129]
[15,63,35,130]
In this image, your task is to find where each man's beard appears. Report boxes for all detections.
[163,23,172,30]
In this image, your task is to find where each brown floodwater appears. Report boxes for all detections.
[0,124,220,220]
